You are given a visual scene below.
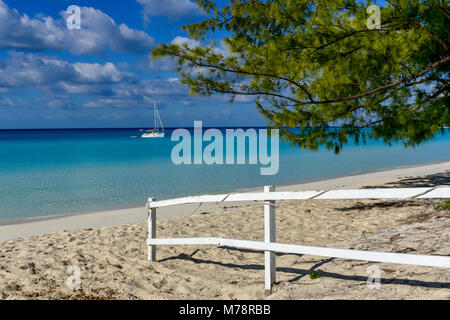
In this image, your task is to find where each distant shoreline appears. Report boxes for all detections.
[0,159,449,241]
[3,126,448,131]
[0,126,270,131]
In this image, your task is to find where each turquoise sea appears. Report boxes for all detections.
[0,128,449,221]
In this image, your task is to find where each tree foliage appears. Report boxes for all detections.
[152,0,449,153]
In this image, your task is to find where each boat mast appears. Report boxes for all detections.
[154,101,157,131]
[157,107,164,132]
[152,101,163,133]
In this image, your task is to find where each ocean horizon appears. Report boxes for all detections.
[1,128,449,221]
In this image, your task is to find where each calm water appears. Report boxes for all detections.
[0,128,449,220]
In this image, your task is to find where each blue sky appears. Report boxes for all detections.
[0,0,264,129]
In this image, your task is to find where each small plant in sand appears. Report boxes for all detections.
[309,271,321,280]
[438,199,450,211]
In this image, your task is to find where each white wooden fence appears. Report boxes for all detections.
[146,186,450,293]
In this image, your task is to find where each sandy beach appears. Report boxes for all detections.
[0,162,449,299]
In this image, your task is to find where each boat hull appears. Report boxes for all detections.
[141,132,165,138]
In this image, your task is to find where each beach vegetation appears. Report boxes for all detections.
[152,0,449,153]
[438,198,450,211]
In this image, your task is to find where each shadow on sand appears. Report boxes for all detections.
[361,171,450,188]
[158,247,450,289]
[336,171,449,211]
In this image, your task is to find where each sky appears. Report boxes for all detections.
[0,0,264,129]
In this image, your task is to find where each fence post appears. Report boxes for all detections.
[264,185,276,294]
[147,198,156,262]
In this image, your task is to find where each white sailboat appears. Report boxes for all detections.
[141,101,165,138]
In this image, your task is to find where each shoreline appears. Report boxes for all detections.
[274,158,450,190]
[0,160,449,241]
[3,158,450,225]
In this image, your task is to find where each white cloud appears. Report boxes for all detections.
[171,36,201,48]
[0,52,129,88]
[0,1,154,55]
[74,62,127,83]
[137,0,204,21]
[171,36,233,58]
[0,97,14,106]
[234,95,254,103]
[83,101,101,108]
[113,79,188,99]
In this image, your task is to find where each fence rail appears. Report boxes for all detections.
[148,187,449,208]
[146,186,450,293]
